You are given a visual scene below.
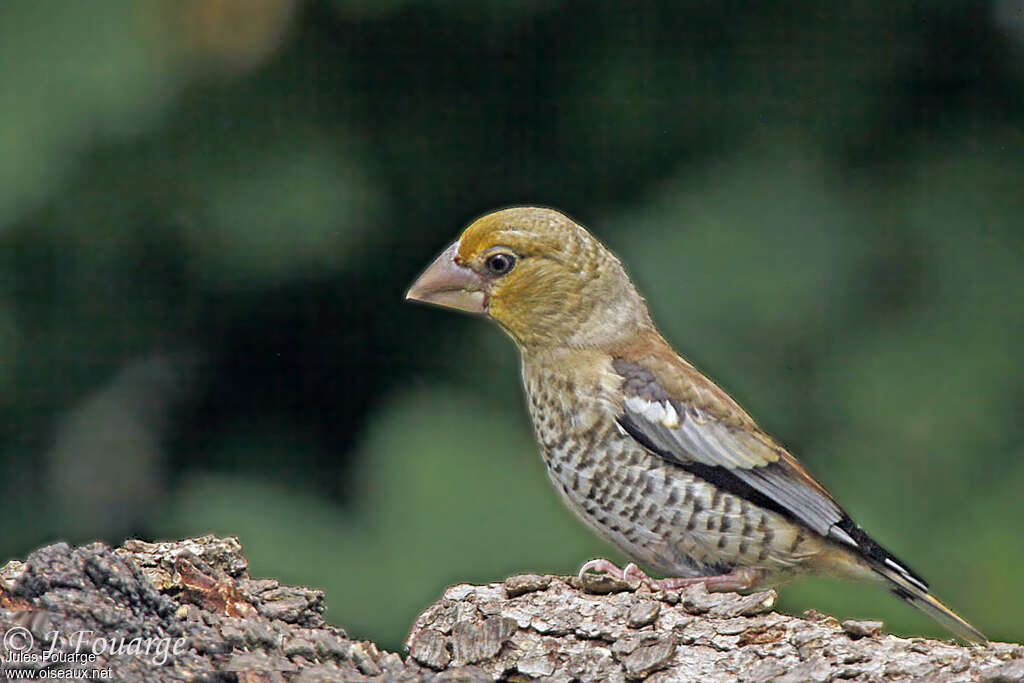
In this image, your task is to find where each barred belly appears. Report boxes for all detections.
[522,364,821,580]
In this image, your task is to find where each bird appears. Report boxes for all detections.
[405,206,985,643]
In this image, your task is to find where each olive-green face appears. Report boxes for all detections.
[408,206,610,348]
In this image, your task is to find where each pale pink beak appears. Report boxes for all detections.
[405,241,487,314]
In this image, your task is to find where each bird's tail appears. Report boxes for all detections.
[861,539,986,643]
[833,519,985,642]
[880,567,986,643]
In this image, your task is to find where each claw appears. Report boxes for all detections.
[622,563,646,583]
[578,558,655,585]
[577,558,625,578]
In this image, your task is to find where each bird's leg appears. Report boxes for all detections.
[578,558,763,592]
[643,567,764,592]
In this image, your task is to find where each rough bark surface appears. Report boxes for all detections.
[0,536,1020,682]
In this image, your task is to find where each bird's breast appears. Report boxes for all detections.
[520,352,626,473]
[520,356,707,574]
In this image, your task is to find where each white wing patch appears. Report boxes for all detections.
[626,396,682,429]
[624,396,776,470]
[625,395,648,413]
[661,401,680,428]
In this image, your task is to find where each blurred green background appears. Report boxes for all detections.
[2,0,1023,650]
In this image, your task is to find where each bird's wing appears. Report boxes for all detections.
[610,355,923,586]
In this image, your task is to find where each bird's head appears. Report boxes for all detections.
[407,207,651,350]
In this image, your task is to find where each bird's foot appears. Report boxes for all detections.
[578,558,763,592]
[578,558,633,579]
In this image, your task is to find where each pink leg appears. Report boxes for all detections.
[578,558,763,592]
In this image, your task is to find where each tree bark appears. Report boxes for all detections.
[0,536,1020,682]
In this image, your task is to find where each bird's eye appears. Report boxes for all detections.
[485,252,516,275]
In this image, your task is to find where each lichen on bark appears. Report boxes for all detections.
[1,536,1021,682]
